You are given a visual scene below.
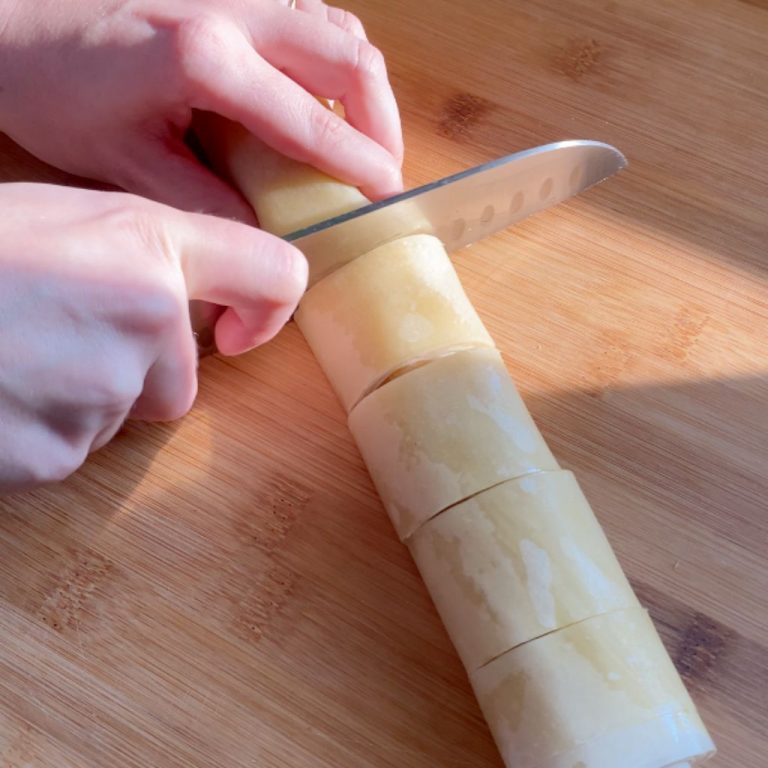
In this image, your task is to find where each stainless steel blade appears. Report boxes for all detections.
[286,139,626,287]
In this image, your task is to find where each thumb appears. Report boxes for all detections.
[116,138,258,224]
[169,210,309,356]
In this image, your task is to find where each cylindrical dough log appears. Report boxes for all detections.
[408,470,639,670]
[295,234,494,412]
[196,117,715,768]
[348,347,559,539]
[470,608,716,768]
[194,115,369,236]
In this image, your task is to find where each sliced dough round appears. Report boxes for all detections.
[296,234,494,412]
[348,347,558,539]
[470,607,716,768]
[408,470,639,670]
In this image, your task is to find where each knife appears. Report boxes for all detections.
[289,139,626,288]
[193,139,626,355]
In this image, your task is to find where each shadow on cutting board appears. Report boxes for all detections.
[1,317,766,764]
[182,347,768,762]
[0,422,172,629]
[521,373,768,759]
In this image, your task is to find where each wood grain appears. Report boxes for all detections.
[1,0,767,766]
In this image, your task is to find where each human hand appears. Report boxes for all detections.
[0,183,307,492]
[0,0,403,221]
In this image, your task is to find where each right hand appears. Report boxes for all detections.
[0,0,404,216]
[0,183,308,493]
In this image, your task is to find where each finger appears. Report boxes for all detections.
[113,136,258,224]
[253,8,403,164]
[167,211,308,354]
[90,416,128,452]
[180,20,402,199]
[214,300,297,355]
[325,6,368,40]
[294,1,369,40]
[130,326,199,422]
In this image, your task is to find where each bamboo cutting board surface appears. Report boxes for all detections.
[1,0,767,766]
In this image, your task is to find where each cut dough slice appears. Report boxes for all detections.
[408,470,639,670]
[295,234,494,412]
[348,347,559,539]
[470,608,716,768]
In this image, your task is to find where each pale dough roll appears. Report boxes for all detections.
[470,608,716,768]
[348,347,559,539]
[295,234,494,412]
[195,116,369,236]
[408,470,639,670]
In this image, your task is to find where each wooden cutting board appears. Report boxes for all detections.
[1,0,766,766]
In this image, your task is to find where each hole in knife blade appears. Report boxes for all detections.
[510,191,524,214]
[451,218,466,241]
[480,204,495,223]
[539,177,554,200]
[569,164,584,189]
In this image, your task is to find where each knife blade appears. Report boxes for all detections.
[286,139,627,288]
[193,139,626,355]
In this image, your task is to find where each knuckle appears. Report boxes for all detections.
[102,192,151,219]
[309,106,346,151]
[330,7,361,33]
[110,369,146,412]
[22,440,86,487]
[133,282,186,335]
[161,377,198,423]
[343,10,366,37]
[99,199,182,286]
[45,448,87,485]
[86,196,188,338]
[83,365,145,415]
[138,364,198,424]
[352,40,385,80]
[101,196,168,254]
[174,14,224,83]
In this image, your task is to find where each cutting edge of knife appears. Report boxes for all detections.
[284,139,627,244]
[193,139,626,357]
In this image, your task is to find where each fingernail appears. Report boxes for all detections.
[391,166,404,193]
[368,163,403,201]
[289,248,309,295]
